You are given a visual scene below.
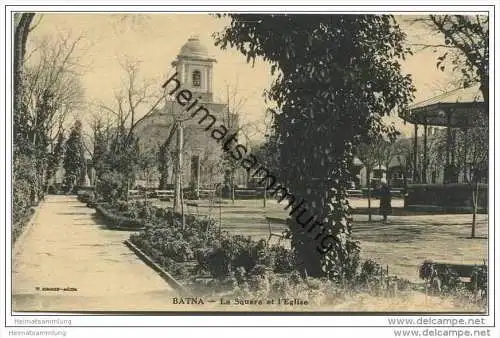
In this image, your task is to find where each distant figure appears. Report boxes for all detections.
[66,174,77,194]
[83,173,91,187]
[378,178,392,223]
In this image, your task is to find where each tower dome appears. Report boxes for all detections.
[178,35,210,59]
[171,35,216,102]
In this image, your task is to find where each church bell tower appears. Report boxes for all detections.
[171,35,216,103]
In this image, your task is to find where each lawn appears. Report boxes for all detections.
[153,197,488,282]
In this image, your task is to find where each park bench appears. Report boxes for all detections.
[186,202,200,216]
[235,189,259,198]
[419,260,487,298]
[127,190,142,200]
[265,216,287,245]
[199,189,215,198]
[135,188,158,199]
[156,190,174,201]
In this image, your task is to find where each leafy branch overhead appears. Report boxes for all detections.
[215,14,415,278]
[428,15,488,104]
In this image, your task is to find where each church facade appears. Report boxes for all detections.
[134,36,245,190]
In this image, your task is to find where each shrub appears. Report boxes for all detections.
[124,201,299,285]
[123,200,422,301]
[470,265,487,296]
[165,238,194,262]
[95,204,145,229]
[270,245,296,273]
[97,171,128,202]
[12,207,35,244]
[358,259,385,287]
[47,185,58,194]
[77,191,95,204]
[202,245,233,280]
[405,183,488,212]
[13,178,32,224]
[196,235,297,281]
[113,200,129,212]
[184,189,199,200]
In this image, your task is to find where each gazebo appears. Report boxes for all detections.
[398,83,487,211]
[399,84,485,184]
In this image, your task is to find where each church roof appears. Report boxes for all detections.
[177,36,215,61]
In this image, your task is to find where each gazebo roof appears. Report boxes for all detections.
[399,83,485,128]
[353,156,363,166]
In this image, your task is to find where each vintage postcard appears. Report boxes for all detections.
[3,3,496,335]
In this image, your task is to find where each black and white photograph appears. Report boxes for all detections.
[2,2,497,336]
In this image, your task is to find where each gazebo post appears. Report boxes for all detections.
[446,114,452,166]
[451,129,456,165]
[422,120,428,183]
[463,128,469,181]
[397,85,485,208]
[413,124,418,183]
[423,122,428,184]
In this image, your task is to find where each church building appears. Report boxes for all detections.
[134,36,242,190]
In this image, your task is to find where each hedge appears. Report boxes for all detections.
[404,183,488,212]
[94,204,146,230]
[12,208,35,244]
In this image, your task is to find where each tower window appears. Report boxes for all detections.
[192,70,201,87]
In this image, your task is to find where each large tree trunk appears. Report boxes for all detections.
[14,13,36,205]
[13,13,35,117]
[286,142,358,280]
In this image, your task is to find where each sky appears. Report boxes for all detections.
[26,13,465,140]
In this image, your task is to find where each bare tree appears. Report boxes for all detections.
[87,113,114,170]
[24,33,86,145]
[95,59,167,200]
[16,29,86,204]
[374,138,399,179]
[356,142,379,221]
[111,14,151,35]
[99,59,166,145]
[13,13,37,223]
[456,117,488,238]
[392,138,413,185]
[218,80,252,203]
[406,15,488,108]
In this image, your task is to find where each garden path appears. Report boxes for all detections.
[12,195,176,312]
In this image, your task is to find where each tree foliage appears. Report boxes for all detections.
[13,14,84,224]
[220,82,246,200]
[93,60,165,201]
[158,137,172,189]
[357,135,400,174]
[13,13,35,121]
[46,131,66,188]
[13,13,37,223]
[91,116,112,179]
[63,120,86,190]
[355,136,391,221]
[356,142,379,176]
[215,14,415,279]
[428,15,489,108]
